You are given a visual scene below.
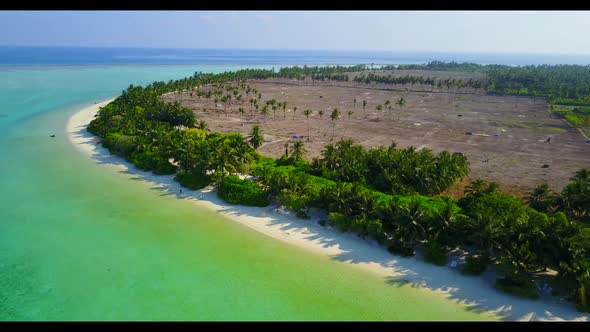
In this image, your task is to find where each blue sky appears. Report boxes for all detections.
[1,11,589,54]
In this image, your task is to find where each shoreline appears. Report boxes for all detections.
[66,99,589,321]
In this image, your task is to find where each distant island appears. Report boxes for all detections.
[85,62,590,313]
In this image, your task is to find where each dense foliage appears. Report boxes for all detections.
[217,175,269,207]
[311,139,470,196]
[87,65,590,310]
[392,61,590,102]
[353,72,485,90]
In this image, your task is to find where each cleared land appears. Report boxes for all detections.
[162,71,590,196]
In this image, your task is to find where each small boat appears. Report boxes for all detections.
[50,134,56,138]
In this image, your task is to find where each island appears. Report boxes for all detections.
[77,63,590,316]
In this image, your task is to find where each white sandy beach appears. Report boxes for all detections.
[66,99,589,321]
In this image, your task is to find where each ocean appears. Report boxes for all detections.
[1,46,589,66]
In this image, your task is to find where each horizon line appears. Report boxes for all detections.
[1,44,590,57]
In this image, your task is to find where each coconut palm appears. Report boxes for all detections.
[248,125,264,150]
[330,108,341,141]
[318,109,325,135]
[291,141,307,159]
[238,107,245,126]
[465,179,497,197]
[560,168,590,218]
[348,110,353,119]
[525,183,557,213]
[261,105,269,118]
[396,97,407,109]
[195,120,209,132]
[303,109,313,141]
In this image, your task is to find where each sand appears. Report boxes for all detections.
[66,99,589,321]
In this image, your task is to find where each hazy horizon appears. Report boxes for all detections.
[1,45,588,57]
[1,11,589,55]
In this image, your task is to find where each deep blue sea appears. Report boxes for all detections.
[1,46,589,66]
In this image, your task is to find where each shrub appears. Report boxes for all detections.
[174,171,211,190]
[129,150,177,175]
[277,189,310,219]
[102,133,138,157]
[328,212,352,232]
[276,155,310,170]
[422,241,449,266]
[217,175,269,207]
[494,276,540,300]
[387,240,416,257]
[460,255,490,276]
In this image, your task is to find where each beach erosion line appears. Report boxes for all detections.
[65,99,589,322]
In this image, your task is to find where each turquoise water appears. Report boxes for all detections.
[0,65,496,321]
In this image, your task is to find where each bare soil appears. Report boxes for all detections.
[162,72,590,197]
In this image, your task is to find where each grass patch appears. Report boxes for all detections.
[552,105,590,127]
[505,121,567,133]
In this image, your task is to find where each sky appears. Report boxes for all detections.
[1,11,590,54]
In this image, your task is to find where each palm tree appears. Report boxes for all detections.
[303,109,313,141]
[282,102,288,119]
[428,197,458,244]
[196,120,209,132]
[347,110,354,119]
[376,104,383,112]
[525,183,557,213]
[330,108,341,141]
[261,106,269,118]
[248,125,264,150]
[362,100,367,110]
[560,168,590,218]
[465,179,495,197]
[292,106,298,120]
[291,141,306,159]
[238,107,245,126]
[396,97,407,109]
[319,109,324,118]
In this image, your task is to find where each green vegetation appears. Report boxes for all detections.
[311,139,470,196]
[460,255,490,276]
[423,241,449,266]
[87,65,590,311]
[217,175,269,207]
[505,121,567,133]
[393,61,590,103]
[552,106,590,127]
[495,276,540,300]
[174,171,211,190]
[353,72,484,90]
